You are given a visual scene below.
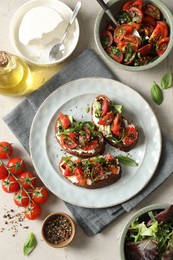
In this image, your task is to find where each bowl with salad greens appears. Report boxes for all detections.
[94,0,173,71]
[120,204,173,260]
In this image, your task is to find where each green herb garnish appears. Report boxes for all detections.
[150,82,163,105]
[23,232,37,256]
[116,155,138,167]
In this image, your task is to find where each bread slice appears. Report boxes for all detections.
[55,113,105,157]
[91,95,139,152]
[59,154,121,189]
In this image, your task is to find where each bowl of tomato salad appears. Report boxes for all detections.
[94,0,173,71]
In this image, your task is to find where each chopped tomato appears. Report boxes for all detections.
[114,24,133,43]
[122,0,143,11]
[97,96,110,117]
[128,7,144,23]
[64,166,74,176]
[122,35,141,47]
[122,43,137,64]
[82,140,98,151]
[59,112,71,129]
[111,113,122,136]
[143,15,156,26]
[92,163,104,180]
[143,4,161,20]
[156,37,170,56]
[149,21,169,43]
[134,56,152,66]
[138,44,152,56]
[128,22,141,31]
[74,166,86,186]
[123,127,138,146]
[108,165,119,174]
[60,134,77,149]
[106,46,124,63]
[101,30,113,48]
[98,111,114,125]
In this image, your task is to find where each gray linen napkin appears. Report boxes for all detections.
[3,49,173,236]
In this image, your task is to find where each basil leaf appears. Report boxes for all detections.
[150,82,163,105]
[23,232,37,256]
[161,72,172,89]
[116,156,138,167]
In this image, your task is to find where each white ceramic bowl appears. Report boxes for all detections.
[10,0,80,66]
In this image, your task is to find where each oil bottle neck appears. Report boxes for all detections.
[0,51,16,73]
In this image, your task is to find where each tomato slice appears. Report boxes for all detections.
[156,37,170,56]
[64,166,74,176]
[101,30,113,48]
[122,43,138,65]
[82,140,98,151]
[114,24,133,43]
[106,46,124,63]
[127,7,144,23]
[74,166,86,186]
[59,112,71,129]
[122,0,143,11]
[100,96,110,117]
[123,127,138,146]
[138,44,152,56]
[143,4,161,20]
[60,134,77,149]
[98,111,114,125]
[111,113,122,136]
[149,21,169,43]
[143,15,156,26]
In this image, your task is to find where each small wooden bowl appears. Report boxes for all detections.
[41,212,75,248]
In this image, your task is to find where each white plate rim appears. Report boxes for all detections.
[29,77,162,208]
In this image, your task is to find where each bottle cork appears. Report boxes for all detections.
[0,51,9,67]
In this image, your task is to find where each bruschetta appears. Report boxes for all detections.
[59,154,121,189]
[55,112,105,157]
[91,95,139,152]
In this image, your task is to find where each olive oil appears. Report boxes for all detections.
[0,51,31,96]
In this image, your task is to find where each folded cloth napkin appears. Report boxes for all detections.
[3,49,173,236]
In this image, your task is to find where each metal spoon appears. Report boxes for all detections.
[96,0,140,37]
[49,1,81,61]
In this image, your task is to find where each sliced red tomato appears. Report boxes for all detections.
[156,37,170,56]
[111,113,122,136]
[7,157,26,175]
[101,30,113,48]
[108,164,119,174]
[82,140,98,151]
[24,202,41,220]
[14,189,30,207]
[128,7,144,23]
[138,44,152,56]
[60,134,77,149]
[122,43,137,64]
[31,187,48,204]
[143,4,161,20]
[123,127,138,146]
[114,24,133,43]
[128,22,141,31]
[64,166,74,176]
[142,23,155,36]
[143,15,156,26]
[92,163,104,180]
[0,165,8,180]
[2,175,20,193]
[59,112,71,129]
[97,96,110,117]
[122,0,143,11]
[74,166,86,186]
[0,142,13,159]
[149,21,169,43]
[106,46,124,63]
[98,111,114,125]
[123,35,141,47]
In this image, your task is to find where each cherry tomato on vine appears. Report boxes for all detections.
[24,202,41,220]
[0,165,8,179]
[31,187,49,204]
[0,142,13,159]
[19,172,36,189]
[7,157,26,175]
[2,175,20,193]
[14,189,30,207]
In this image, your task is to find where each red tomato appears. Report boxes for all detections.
[0,142,13,159]
[92,163,104,180]
[156,37,170,56]
[101,30,113,48]
[64,166,74,176]
[7,157,26,175]
[143,4,161,20]
[59,112,71,129]
[2,175,20,193]
[24,202,41,220]
[108,165,119,174]
[106,46,124,63]
[143,15,156,26]
[31,187,48,204]
[134,56,152,66]
[138,44,152,56]
[128,7,144,23]
[98,111,114,125]
[14,189,30,207]
[114,24,133,43]
[60,134,77,149]
[122,35,141,47]
[97,96,110,117]
[74,166,86,186]
[122,43,137,64]
[123,127,138,146]
[149,21,169,43]
[82,140,98,151]
[0,165,8,180]
[111,113,122,136]
[19,172,36,189]
[122,0,143,11]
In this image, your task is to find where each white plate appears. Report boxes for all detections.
[29,78,162,208]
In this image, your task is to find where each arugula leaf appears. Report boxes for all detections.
[150,82,163,105]
[23,233,37,256]
[161,72,173,89]
[116,155,138,167]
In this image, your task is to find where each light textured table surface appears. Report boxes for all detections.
[0,0,173,259]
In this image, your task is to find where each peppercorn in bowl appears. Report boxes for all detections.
[41,212,75,248]
[94,0,173,71]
